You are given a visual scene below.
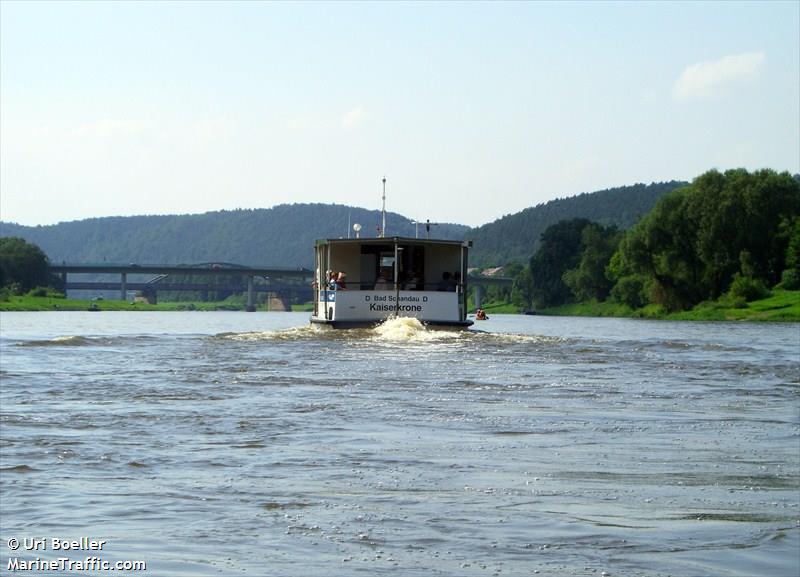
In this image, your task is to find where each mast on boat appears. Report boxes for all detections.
[381,176,386,238]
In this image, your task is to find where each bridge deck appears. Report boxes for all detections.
[51,264,312,277]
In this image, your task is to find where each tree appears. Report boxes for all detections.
[606,234,651,309]
[0,237,51,293]
[783,217,800,272]
[511,266,534,310]
[688,168,799,296]
[616,188,704,310]
[529,218,593,308]
[562,223,622,301]
[778,216,800,289]
[608,169,800,311]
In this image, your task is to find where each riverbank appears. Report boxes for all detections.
[3,291,799,321]
[535,289,800,322]
[0,296,222,311]
[0,295,311,312]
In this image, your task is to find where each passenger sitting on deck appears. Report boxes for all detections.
[437,271,452,291]
[327,271,338,290]
[335,271,347,290]
[405,271,422,290]
[452,271,461,292]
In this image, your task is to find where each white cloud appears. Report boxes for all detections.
[342,105,367,129]
[672,52,765,100]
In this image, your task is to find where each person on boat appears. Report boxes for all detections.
[405,270,422,290]
[335,271,347,290]
[327,271,338,290]
[452,271,462,292]
[476,308,488,320]
[438,271,452,291]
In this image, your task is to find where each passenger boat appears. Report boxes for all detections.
[310,236,473,329]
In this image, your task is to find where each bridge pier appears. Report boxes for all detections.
[121,273,127,301]
[473,284,484,310]
[245,276,256,312]
[266,293,290,311]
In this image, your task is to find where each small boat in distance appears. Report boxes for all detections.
[310,236,473,329]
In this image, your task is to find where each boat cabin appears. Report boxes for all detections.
[310,237,473,328]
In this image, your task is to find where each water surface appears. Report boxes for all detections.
[1,312,798,576]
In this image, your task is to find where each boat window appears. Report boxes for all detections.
[378,253,397,286]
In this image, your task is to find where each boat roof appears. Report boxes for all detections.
[315,236,471,248]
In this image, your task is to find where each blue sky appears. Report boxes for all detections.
[1,1,798,227]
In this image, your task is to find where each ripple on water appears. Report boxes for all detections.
[1,313,798,577]
[18,335,108,347]
[0,464,38,473]
[16,335,161,347]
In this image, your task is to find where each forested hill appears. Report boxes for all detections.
[466,181,688,266]
[1,181,687,268]
[0,204,469,269]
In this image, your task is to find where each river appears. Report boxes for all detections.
[0,312,798,576]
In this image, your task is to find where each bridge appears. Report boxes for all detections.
[51,263,512,311]
[51,263,313,311]
[468,275,514,309]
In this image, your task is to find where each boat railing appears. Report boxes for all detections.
[320,280,464,293]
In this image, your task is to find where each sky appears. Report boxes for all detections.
[1,1,798,228]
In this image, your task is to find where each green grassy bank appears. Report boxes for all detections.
[0,295,278,312]
[3,291,799,321]
[536,290,800,322]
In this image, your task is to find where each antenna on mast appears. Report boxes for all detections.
[380,176,387,238]
[424,219,439,239]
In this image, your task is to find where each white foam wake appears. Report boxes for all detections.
[371,317,467,342]
[372,316,428,340]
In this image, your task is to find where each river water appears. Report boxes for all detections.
[0,312,798,577]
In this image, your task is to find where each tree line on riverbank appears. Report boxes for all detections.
[0,205,469,268]
[467,180,686,266]
[0,237,63,299]
[3,167,799,319]
[1,183,684,270]
[493,169,799,315]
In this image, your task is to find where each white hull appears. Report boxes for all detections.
[311,289,473,328]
